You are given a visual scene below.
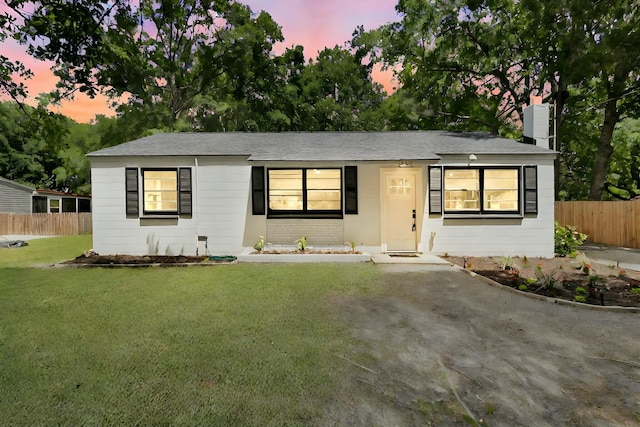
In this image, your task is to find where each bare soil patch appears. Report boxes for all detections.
[324,266,640,426]
[444,255,640,308]
[63,254,207,265]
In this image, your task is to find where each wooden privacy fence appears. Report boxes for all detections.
[555,200,640,249]
[0,213,92,236]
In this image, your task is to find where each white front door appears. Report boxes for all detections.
[383,171,419,252]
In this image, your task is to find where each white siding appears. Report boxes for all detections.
[421,158,555,258]
[91,157,250,256]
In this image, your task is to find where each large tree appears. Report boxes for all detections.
[3,0,283,131]
[357,0,640,199]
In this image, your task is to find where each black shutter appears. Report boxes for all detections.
[429,166,442,214]
[344,166,358,214]
[524,166,538,214]
[179,168,192,216]
[252,166,265,215]
[125,168,139,217]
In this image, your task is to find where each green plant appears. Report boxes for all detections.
[588,275,602,286]
[554,221,587,257]
[500,256,517,271]
[574,295,587,303]
[344,240,358,253]
[254,236,266,252]
[518,284,528,291]
[575,286,587,295]
[630,288,640,295]
[525,277,537,285]
[295,235,307,252]
[534,268,560,292]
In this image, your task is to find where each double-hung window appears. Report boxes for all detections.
[267,168,342,217]
[143,170,178,214]
[439,167,522,215]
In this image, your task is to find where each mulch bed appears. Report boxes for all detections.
[63,254,208,266]
[445,255,640,308]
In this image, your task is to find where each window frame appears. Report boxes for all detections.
[267,167,343,219]
[442,166,522,216]
[141,168,180,215]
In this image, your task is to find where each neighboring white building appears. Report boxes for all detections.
[88,130,557,257]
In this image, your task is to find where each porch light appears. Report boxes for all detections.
[398,160,412,168]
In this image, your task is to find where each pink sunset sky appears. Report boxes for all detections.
[2,0,401,123]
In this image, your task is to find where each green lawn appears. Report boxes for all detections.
[0,238,380,426]
[0,235,92,268]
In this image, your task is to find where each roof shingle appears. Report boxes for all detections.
[88,131,555,161]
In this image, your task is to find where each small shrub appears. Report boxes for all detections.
[535,268,560,291]
[630,288,640,295]
[500,256,516,271]
[518,284,528,291]
[588,275,602,286]
[295,235,307,252]
[575,286,587,295]
[525,277,537,285]
[253,236,266,252]
[574,295,587,303]
[344,240,358,253]
[554,221,587,257]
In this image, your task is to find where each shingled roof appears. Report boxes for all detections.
[88,131,555,161]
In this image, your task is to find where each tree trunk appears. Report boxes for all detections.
[588,65,628,200]
[553,78,569,200]
[588,99,617,200]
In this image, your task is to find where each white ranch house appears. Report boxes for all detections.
[88,129,556,258]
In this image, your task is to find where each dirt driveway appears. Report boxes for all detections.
[324,265,640,427]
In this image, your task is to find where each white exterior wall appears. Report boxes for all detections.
[92,154,555,258]
[421,156,555,258]
[91,156,250,256]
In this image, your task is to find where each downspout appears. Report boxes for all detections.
[195,157,201,253]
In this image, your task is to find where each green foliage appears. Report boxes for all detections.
[554,222,587,257]
[575,286,587,295]
[344,240,358,254]
[518,284,529,291]
[500,256,516,271]
[534,267,560,291]
[574,295,587,303]
[630,288,640,295]
[253,236,266,252]
[295,235,307,252]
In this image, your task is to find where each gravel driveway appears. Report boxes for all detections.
[324,265,640,426]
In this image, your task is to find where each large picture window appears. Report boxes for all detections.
[268,168,342,217]
[444,168,520,214]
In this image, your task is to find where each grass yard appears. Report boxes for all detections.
[0,239,381,426]
[0,235,92,268]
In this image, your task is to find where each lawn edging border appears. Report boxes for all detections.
[455,265,640,313]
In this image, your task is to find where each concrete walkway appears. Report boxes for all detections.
[581,244,640,271]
